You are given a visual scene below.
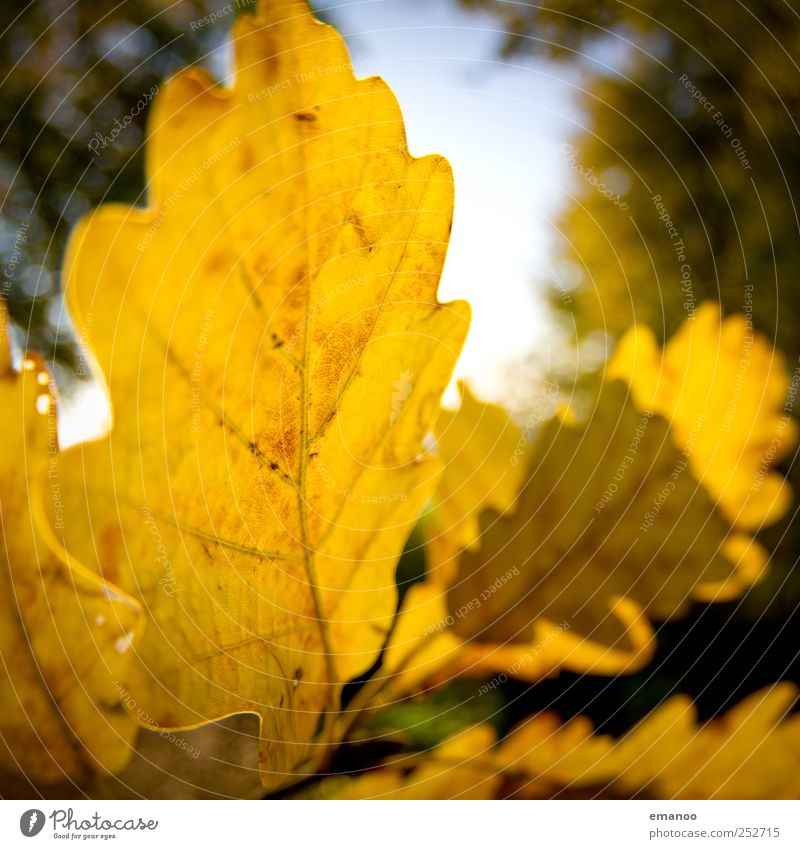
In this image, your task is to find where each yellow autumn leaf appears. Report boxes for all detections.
[424,382,525,572]
[377,310,794,694]
[50,0,469,790]
[364,385,528,699]
[321,684,800,799]
[500,683,800,800]
[376,573,652,704]
[299,725,500,799]
[448,381,763,661]
[609,302,796,530]
[0,318,142,782]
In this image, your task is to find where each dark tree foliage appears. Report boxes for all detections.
[0,0,226,362]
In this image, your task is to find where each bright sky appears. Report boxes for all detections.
[320,0,582,406]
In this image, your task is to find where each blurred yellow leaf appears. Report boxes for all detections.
[381,311,793,693]
[322,684,800,799]
[424,383,525,575]
[0,324,141,782]
[610,302,796,530]
[369,385,529,698]
[501,683,800,800]
[52,0,468,789]
[377,575,652,702]
[448,381,760,664]
[300,725,500,799]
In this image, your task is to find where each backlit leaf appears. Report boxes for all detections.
[0,315,141,782]
[379,310,793,693]
[610,302,796,530]
[424,382,525,577]
[51,0,469,789]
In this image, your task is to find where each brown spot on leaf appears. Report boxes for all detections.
[279,422,299,462]
[348,213,377,251]
[239,144,256,172]
[205,251,230,276]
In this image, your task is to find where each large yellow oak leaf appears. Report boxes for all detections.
[376,382,649,698]
[53,0,469,789]
[0,316,142,783]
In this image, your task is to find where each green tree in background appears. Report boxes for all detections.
[0,0,222,363]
